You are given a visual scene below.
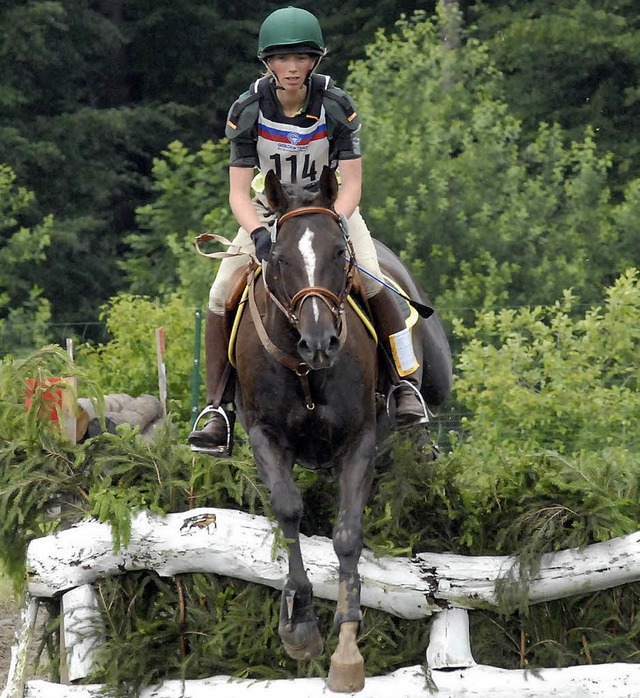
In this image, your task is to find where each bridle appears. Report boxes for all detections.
[264,206,356,329]
[247,205,357,409]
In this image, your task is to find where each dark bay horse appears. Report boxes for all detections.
[231,168,451,692]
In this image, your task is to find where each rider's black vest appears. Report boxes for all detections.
[225,73,360,141]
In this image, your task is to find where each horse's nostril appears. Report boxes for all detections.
[298,339,310,354]
[329,335,340,351]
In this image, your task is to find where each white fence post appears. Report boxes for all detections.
[426,608,475,669]
[60,586,104,682]
[1,597,39,698]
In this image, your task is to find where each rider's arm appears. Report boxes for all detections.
[229,166,262,233]
[324,85,362,220]
[227,87,264,234]
[334,157,362,220]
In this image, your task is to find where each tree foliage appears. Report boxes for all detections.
[77,293,202,426]
[349,11,640,319]
[1,1,639,339]
[471,0,640,185]
[446,267,640,666]
[451,268,640,560]
[0,165,52,356]
[122,140,234,304]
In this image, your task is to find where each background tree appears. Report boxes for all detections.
[0,1,193,336]
[470,0,640,189]
[78,293,199,420]
[451,268,640,556]
[0,165,52,356]
[349,12,640,320]
[3,0,640,346]
[445,267,640,668]
[122,140,234,304]
[0,0,432,344]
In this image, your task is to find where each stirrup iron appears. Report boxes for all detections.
[189,404,235,457]
[386,379,430,426]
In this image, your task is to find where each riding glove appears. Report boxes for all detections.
[250,226,272,262]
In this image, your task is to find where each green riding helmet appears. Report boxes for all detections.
[257,7,326,60]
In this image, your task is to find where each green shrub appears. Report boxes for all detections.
[1,270,639,689]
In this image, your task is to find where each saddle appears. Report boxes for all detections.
[225,264,256,317]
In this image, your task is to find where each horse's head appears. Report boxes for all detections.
[263,167,353,370]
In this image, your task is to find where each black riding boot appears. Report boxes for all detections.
[188,310,235,455]
[367,288,429,428]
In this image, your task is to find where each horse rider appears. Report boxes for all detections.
[189,6,429,454]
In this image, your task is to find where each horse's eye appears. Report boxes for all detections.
[273,251,288,266]
[334,247,345,260]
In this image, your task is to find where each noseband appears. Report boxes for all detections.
[265,206,356,329]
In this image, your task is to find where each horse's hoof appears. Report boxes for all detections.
[279,620,324,660]
[327,655,365,693]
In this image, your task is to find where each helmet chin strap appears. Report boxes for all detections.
[310,49,327,75]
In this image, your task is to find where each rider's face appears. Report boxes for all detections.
[267,54,316,91]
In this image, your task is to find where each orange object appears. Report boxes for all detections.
[25,376,77,441]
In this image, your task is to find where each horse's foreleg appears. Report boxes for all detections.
[328,432,376,693]
[250,429,323,660]
[277,505,323,660]
[327,621,363,692]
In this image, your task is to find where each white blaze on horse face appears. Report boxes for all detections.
[298,228,316,284]
[298,228,321,321]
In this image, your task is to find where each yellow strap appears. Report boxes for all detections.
[347,297,378,344]
[228,269,260,367]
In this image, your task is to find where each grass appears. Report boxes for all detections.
[0,563,18,616]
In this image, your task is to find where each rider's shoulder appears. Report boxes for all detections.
[225,77,271,138]
[313,74,360,131]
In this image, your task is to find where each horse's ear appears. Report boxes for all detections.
[318,166,339,207]
[264,170,289,215]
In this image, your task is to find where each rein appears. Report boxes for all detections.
[248,205,356,410]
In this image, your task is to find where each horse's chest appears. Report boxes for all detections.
[259,369,362,418]
[284,407,356,468]
[252,370,364,443]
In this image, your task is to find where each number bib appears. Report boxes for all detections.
[257,106,329,187]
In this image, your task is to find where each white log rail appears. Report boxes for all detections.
[21,663,640,698]
[27,507,640,615]
[7,507,640,698]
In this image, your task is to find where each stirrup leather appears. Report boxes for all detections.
[189,405,235,456]
[386,379,430,426]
